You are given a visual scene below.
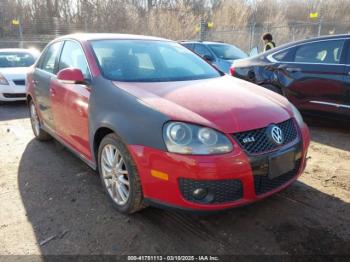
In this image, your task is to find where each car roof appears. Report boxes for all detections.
[180,40,226,45]
[263,34,350,56]
[54,33,170,43]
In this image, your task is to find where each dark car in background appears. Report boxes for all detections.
[181,41,247,74]
[230,34,350,120]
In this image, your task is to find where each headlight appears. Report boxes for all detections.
[0,73,9,85]
[163,122,233,155]
[166,122,192,145]
[291,104,303,126]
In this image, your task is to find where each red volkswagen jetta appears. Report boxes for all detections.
[26,34,310,214]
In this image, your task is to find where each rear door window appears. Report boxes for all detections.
[194,44,213,57]
[272,49,295,62]
[208,44,247,60]
[294,40,345,64]
[182,43,194,51]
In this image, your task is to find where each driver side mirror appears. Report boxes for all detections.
[57,68,86,84]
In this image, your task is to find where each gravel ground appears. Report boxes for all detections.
[0,102,349,255]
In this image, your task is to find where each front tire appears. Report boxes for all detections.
[29,100,51,141]
[98,133,145,214]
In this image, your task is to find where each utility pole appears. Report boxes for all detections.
[81,0,90,32]
[249,22,256,51]
[318,0,323,37]
[249,3,257,51]
[318,18,322,37]
[199,16,206,41]
[18,19,23,48]
[12,19,23,48]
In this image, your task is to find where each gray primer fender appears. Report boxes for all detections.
[89,76,170,163]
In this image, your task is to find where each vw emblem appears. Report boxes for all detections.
[269,125,284,145]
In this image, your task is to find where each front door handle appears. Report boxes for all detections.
[32,80,38,86]
[50,87,56,96]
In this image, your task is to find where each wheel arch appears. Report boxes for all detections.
[92,126,116,166]
[88,77,169,166]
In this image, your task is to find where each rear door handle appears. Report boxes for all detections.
[286,67,301,73]
[32,80,38,86]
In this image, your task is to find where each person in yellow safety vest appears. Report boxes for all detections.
[262,33,276,52]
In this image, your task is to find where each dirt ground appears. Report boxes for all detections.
[0,102,349,256]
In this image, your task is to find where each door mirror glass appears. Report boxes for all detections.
[57,68,85,84]
[249,47,259,57]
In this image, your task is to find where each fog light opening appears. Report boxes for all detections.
[192,188,208,200]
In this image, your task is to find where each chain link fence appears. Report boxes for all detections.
[0,19,350,53]
[0,17,84,50]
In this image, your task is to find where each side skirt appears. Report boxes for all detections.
[42,125,97,170]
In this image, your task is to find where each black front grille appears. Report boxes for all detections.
[254,159,301,195]
[13,80,25,86]
[179,178,243,204]
[232,119,298,155]
[3,93,26,98]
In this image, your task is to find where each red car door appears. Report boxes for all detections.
[51,40,92,161]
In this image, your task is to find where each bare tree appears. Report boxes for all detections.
[1,0,350,50]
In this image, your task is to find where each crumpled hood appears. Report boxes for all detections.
[113,75,293,134]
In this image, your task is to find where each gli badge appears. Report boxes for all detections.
[242,137,255,144]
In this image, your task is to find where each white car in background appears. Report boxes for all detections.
[0,48,39,102]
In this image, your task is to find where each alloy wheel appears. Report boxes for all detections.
[30,102,40,137]
[101,144,130,206]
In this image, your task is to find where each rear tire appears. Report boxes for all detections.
[98,133,145,214]
[29,100,51,141]
[262,84,283,95]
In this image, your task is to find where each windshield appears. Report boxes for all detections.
[208,44,247,60]
[91,40,221,82]
[0,52,36,68]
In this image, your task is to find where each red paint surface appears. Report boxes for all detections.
[50,77,92,160]
[57,68,85,83]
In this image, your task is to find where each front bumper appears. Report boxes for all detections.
[0,84,26,101]
[128,124,310,211]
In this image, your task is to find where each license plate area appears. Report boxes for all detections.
[268,148,295,179]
